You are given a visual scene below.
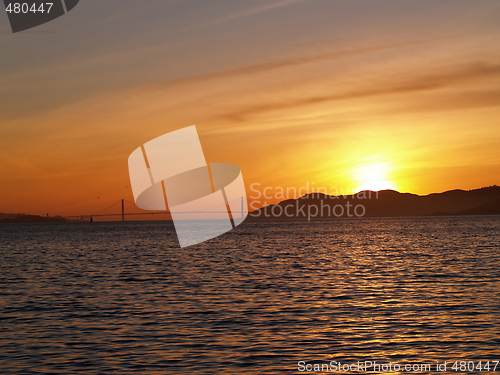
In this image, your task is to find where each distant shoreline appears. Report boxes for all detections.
[3,186,499,223]
[1,213,500,224]
[0,214,67,224]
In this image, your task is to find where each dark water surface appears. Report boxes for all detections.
[1,217,499,374]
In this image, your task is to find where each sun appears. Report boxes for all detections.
[353,162,397,192]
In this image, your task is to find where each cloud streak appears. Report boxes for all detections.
[185,0,312,30]
[143,37,443,92]
[215,61,500,122]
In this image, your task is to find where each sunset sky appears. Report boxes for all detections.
[1,0,500,216]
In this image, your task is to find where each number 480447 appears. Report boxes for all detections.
[451,361,499,372]
[5,3,54,14]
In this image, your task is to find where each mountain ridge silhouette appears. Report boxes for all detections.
[250,185,500,218]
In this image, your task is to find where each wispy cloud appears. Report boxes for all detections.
[215,61,500,122]
[145,37,442,91]
[185,0,311,30]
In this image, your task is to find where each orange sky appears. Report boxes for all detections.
[1,1,500,217]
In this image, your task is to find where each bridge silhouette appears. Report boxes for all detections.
[64,198,249,222]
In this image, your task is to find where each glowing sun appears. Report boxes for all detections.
[353,162,397,192]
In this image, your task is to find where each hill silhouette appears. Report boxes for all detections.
[0,214,67,224]
[455,198,500,215]
[250,186,500,219]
